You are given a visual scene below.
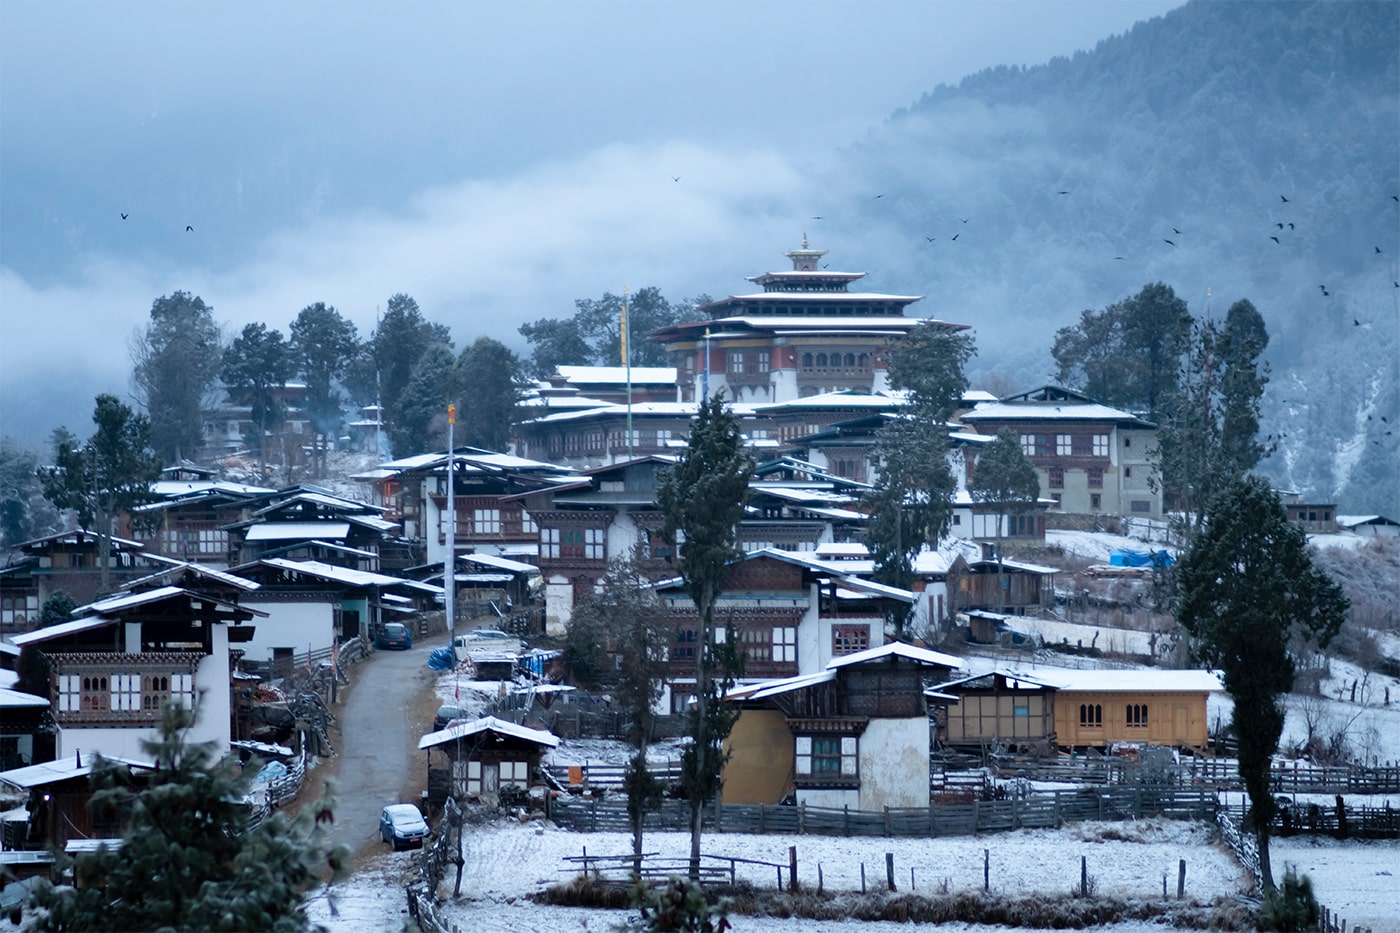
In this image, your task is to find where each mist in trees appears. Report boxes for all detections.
[289,302,360,468]
[519,287,707,378]
[130,292,223,464]
[0,436,60,548]
[39,394,162,594]
[222,323,293,475]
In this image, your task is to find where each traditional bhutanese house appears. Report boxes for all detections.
[722,642,963,810]
[1,530,152,620]
[1039,668,1223,750]
[0,686,49,771]
[417,715,559,804]
[9,585,261,761]
[222,487,399,568]
[0,753,159,871]
[927,669,1060,754]
[122,475,274,568]
[229,558,442,663]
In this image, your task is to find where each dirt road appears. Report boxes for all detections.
[325,639,444,861]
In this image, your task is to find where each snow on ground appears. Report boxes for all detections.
[1270,836,1400,932]
[307,817,1251,932]
[1306,533,1372,552]
[1006,616,1163,659]
[1045,529,1171,564]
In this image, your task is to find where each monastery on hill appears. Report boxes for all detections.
[647,236,969,405]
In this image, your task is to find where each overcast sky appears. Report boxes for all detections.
[0,0,1184,443]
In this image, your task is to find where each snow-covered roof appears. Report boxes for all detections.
[962,402,1147,424]
[926,669,1063,694]
[73,585,186,616]
[245,521,351,542]
[254,558,443,595]
[0,687,49,709]
[555,365,678,385]
[462,553,540,574]
[127,557,260,592]
[0,754,158,788]
[1335,514,1399,528]
[417,715,559,750]
[725,670,837,702]
[826,641,964,671]
[754,391,905,413]
[968,558,1059,575]
[814,542,870,559]
[256,491,376,514]
[150,480,274,497]
[1026,668,1223,693]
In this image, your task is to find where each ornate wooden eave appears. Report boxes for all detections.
[784,715,868,736]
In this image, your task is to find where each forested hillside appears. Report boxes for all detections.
[822,0,1398,514]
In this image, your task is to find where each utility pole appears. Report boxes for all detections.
[445,405,456,639]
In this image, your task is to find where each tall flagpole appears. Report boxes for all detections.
[445,405,456,639]
[623,286,633,460]
[701,327,711,401]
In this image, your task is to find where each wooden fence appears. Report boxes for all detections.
[1219,801,1400,840]
[982,756,1400,795]
[544,761,685,791]
[563,850,788,890]
[548,787,1217,838]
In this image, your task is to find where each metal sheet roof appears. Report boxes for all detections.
[245,522,351,541]
[417,715,559,750]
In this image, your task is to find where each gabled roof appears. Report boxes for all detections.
[926,669,1062,694]
[725,669,837,702]
[65,585,264,623]
[555,365,678,385]
[127,557,260,592]
[1336,514,1400,528]
[962,401,1153,426]
[244,521,352,542]
[0,755,158,789]
[1025,668,1223,693]
[10,615,118,646]
[0,687,50,709]
[461,554,540,575]
[244,558,443,596]
[417,715,559,750]
[826,641,963,670]
[13,529,144,551]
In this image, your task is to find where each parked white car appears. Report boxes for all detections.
[452,628,526,657]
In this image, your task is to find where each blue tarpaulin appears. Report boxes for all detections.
[427,646,457,671]
[1109,549,1174,568]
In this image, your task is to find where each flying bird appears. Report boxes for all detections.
[873,194,884,199]
[185,225,193,232]
[821,263,830,269]
[1270,236,1280,243]
[1276,223,1285,229]
[671,175,680,182]
[1287,223,1294,229]
[1114,256,1126,260]
[924,236,936,242]
[1163,239,1176,247]
[1354,319,1362,326]
[951,233,960,241]
[1376,246,1383,254]
[1056,190,1070,195]
[1172,227,1183,235]
[959,217,969,224]
[120,213,128,220]
[1280,195,1290,202]
[812,216,823,220]
[1392,195,1399,202]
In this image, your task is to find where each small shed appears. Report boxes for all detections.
[0,753,157,856]
[1043,668,1222,750]
[418,715,558,805]
[928,669,1059,753]
[1335,514,1400,538]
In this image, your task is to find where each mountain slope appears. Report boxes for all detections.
[820,0,1399,514]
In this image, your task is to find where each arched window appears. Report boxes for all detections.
[802,352,813,368]
[844,353,856,367]
[858,352,869,368]
[816,353,828,367]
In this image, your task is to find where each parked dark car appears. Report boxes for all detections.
[379,803,428,850]
[433,704,468,732]
[376,622,412,650]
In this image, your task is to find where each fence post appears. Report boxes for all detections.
[818,862,824,894]
[983,847,989,891]
[1080,855,1088,898]
[1177,859,1186,898]
[886,852,895,891]
[789,845,797,891]
[860,862,866,893]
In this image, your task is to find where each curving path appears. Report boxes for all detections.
[327,638,439,860]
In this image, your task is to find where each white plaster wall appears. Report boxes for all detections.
[858,717,929,810]
[814,614,885,671]
[606,512,640,562]
[241,599,335,662]
[545,576,574,637]
[58,725,161,762]
[795,787,859,809]
[794,589,824,674]
[770,369,797,404]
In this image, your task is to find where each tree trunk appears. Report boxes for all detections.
[1256,823,1275,893]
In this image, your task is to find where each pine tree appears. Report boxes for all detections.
[1175,476,1347,892]
[130,292,223,463]
[656,393,753,880]
[30,702,347,931]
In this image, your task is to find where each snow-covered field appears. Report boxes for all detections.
[307,817,1252,932]
[1270,836,1400,932]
